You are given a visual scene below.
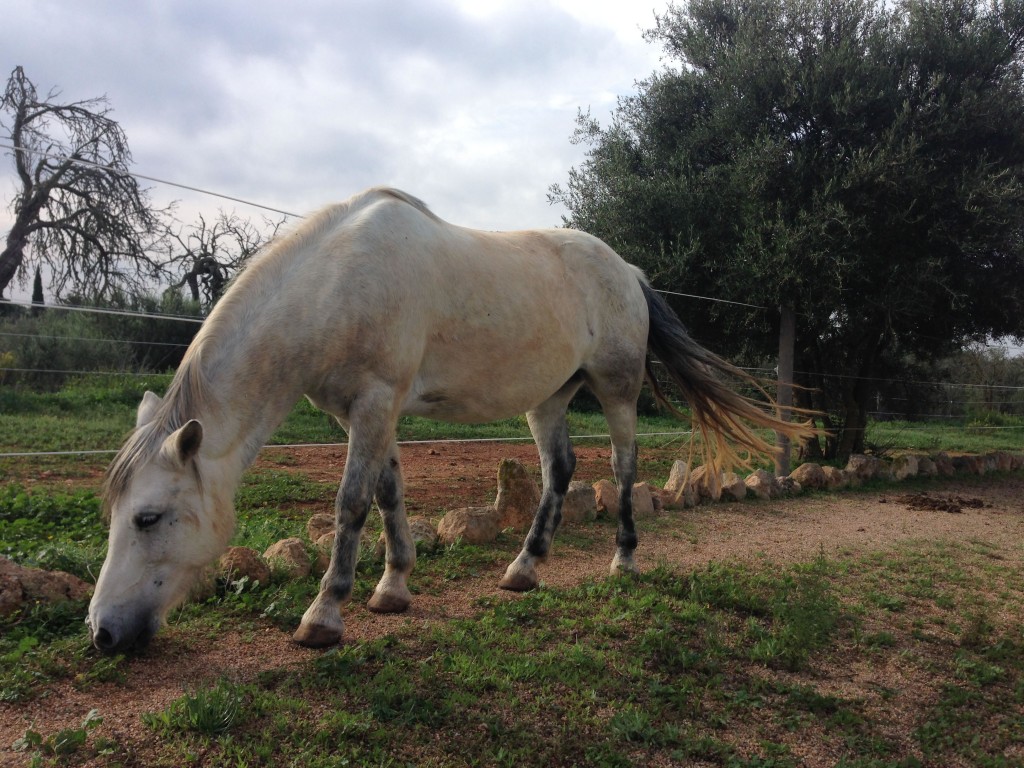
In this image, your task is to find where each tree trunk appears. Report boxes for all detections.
[836,378,870,463]
[795,384,823,459]
[836,404,867,463]
[774,306,796,475]
[0,240,26,298]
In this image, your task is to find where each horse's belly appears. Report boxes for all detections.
[402,360,578,424]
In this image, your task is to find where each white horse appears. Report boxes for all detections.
[88,187,809,652]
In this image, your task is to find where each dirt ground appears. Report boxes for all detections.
[2,442,1024,766]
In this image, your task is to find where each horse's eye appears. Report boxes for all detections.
[134,512,163,530]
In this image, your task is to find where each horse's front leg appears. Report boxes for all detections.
[293,464,377,648]
[294,395,396,648]
[366,444,415,614]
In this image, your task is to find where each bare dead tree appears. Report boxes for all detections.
[167,211,286,311]
[0,66,169,301]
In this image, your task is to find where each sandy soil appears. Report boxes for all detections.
[2,443,1023,767]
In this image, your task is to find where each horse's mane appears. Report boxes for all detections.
[101,350,210,521]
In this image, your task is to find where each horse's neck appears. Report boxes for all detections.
[187,315,308,475]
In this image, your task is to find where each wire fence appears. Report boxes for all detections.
[2,297,1022,461]
[1,142,1022,459]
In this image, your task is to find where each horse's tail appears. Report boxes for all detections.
[639,280,815,483]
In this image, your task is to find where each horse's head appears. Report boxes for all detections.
[87,391,232,653]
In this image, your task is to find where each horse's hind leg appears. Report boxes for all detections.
[366,442,415,614]
[604,401,640,575]
[499,382,580,592]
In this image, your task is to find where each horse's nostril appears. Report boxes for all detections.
[93,626,117,652]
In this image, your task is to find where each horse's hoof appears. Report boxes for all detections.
[367,590,411,614]
[498,572,538,592]
[292,623,343,648]
[609,554,639,577]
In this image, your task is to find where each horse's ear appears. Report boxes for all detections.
[136,391,163,427]
[160,420,204,466]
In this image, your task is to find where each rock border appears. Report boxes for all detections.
[234,450,1024,588]
[9,451,1022,611]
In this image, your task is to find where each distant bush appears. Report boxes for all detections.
[0,290,200,389]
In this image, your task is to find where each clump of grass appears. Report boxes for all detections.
[14,708,104,763]
[143,679,250,736]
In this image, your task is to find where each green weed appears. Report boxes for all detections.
[143,679,251,736]
[13,708,103,764]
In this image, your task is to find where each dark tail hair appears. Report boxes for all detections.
[640,281,815,479]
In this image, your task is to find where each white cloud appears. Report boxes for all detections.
[0,0,667,281]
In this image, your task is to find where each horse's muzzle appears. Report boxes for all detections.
[87,611,158,654]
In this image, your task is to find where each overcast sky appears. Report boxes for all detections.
[1,0,670,258]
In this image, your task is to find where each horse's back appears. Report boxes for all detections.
[250,188,651,422]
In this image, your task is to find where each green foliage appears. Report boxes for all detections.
[2,528,1022,765]
[0,373,173,454]
[0,291,200,389]
[235,470,335,514]
[552,0,1024,457]
[0,483,106,578]
[143,679,253,736]
[14,708,103,763]
[865,418,1024,454]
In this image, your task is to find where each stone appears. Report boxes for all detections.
[952,455,983,475]
[651,489,665,514]
[437,506,501,545]
[720,472,748,502]
[659,479,697,510]
[562,481,597,524]
[789,462,826,490]
[916,456,938,477]
[306,512,335,542]
[0,556,92,617]
[662,460,700,507]
[777,477,802,496]
[314,533,334,575]
[663,460,691,497]
[374,515,440,559]
[821,465,849,490]
[593,479,619,518]
[994,452,1013,472]
[891,454,919,481]
[933,452,955,477]
[687,465,722,503]
[846,454,890,482]
[219,546,272,585]
[188,567,218,602]
[314,531,336,551]
[981,452,1000,473]
[263,538,312,579]
[744,469,780,500]
[631,482,657,518]
[1012,453,1024,471]
[408,516,440,551]
[495,459,541,531]
[310,530,376,575]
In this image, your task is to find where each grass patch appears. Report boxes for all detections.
[0,483,107,579]
[3,540,1024,766]
[866,418,1024,454]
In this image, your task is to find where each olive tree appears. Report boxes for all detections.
[551,0,1024,459]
